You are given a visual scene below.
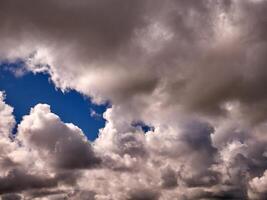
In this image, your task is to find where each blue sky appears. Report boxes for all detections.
[0,62,107,140]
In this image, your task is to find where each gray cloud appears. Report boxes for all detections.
[160,167,178,189]
[0,0,264,125]
[127,188,160,200]
[0,168,58,195]
[1,0,267,199]
[1,193,22,200]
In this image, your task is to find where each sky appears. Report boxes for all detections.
[0,0,267,200]
[0,62,107,140]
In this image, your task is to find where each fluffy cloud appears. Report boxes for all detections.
[0,92,15,137]
[1,95,266,199]
[249,170,267,199]
[1,0,267,199]
[17,104,100,169]
[2,0,267,122]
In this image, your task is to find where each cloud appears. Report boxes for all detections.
[249,170,267,200]
[1,0,267,124]
[0,98,99,198]
[0,91,15,137]
[160,166,178,189]
[1,193,22,200]
[0,168,58,195]
[0,90,267,199]
[17,104,100,169]
[127,188,160,200]
[0,0,267,199]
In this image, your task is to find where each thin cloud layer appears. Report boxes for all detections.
[0,0,267,199]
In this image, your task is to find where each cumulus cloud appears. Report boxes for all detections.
[1,0,267,123]
[17,104,100,169]
[0,92,15,137]
[1,0,267,199]
[249,170,267,199]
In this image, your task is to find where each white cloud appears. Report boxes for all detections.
[249,170,267,199]
[0,91,15,137]
[1,0,267,199]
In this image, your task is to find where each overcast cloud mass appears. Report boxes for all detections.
[1,0,267,199]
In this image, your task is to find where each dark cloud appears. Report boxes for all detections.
[0,169,57,195]
[26,189,68,199]
[0,0,147,55]
[68,190,96,200]
[192,188,247,200]
[127,188,160,200]
[1,193,22,200]
[160,167,178,189]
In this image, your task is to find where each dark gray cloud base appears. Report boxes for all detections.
[1,0,267,199]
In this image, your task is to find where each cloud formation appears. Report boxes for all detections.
[1,0,267,199]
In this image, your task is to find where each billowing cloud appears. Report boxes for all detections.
[17,104,100,169]
[0,0,267,199]
[0,91,15,137]
[1,0,267,121]
[249,170,267,199]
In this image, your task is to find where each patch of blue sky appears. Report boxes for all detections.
[0,61,108,140]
